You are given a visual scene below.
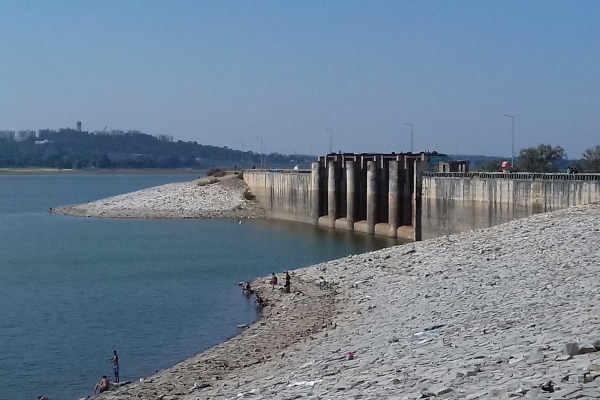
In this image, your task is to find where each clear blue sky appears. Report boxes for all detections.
[1,1,598,158]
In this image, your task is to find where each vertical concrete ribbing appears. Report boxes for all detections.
[388,160,399,237]
[265,172,273,211]
[328,160,337,228]
[403,157,412,225]
[413,159,423,241]
[346,160,355,230]
[367,160,377,235]
[311,162,320,224]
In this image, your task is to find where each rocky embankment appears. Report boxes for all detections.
[95,204,600,400]
[52,174,264,219]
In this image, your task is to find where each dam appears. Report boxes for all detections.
[243,156,600,241]
[244,152,435,241]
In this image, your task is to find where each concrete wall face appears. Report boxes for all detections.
[421,175,600,239]
[243,154,427,241]
[243,171,313,224]
[423,176,600,210]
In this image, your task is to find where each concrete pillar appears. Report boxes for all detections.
[388,160,399,237]
[328,160,337,228]
[346,160,355,230]
[412,159,423,241]
[367,160,377,235]
[311,162,320,225]
[403,157,412,225]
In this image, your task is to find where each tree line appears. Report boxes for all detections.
[477,144,600,173]
[0,129,313,169]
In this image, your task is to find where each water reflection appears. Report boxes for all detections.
[249,218,402,251]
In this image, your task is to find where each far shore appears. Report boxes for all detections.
[0,167,211,175]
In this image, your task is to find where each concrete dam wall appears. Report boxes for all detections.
[245,168,600,242]
[243,170,313,224]
[421,173,600,239]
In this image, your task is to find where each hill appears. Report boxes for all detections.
[0,129,313,169]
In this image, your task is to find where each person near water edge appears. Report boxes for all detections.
[111,350,119,383]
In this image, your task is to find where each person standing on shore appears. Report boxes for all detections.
[284,271,291,293]
[270,272,278,289]
[111,350,119,383]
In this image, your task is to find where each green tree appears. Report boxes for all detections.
[517,144,566,172]
[579,145,600,172]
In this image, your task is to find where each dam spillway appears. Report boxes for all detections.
[243,153,430,241]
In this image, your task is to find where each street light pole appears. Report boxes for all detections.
[503,114,516,165]
[404,122,414,153]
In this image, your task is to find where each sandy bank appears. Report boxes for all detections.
[52,174,265,220]
[95,203,600,400]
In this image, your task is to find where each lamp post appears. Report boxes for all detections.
[404,122,414,153]
[503,114,516,165]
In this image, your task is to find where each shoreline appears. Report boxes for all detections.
[93,268,339,399]
[52,174,265,220]
[93,203,600,399]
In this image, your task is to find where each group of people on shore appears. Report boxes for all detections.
[241,271,291,296]
[270,271,291,293]
[37,350,119,399]
[42,270,295,400]
[240,271,292,310]
[93,350,119,395]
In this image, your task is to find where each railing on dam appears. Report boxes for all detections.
[425,171,600,181]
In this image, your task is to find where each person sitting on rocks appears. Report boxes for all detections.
[270,272,278,289]
[94,375,110,394]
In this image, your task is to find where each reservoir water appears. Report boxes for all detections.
[0,173,394,400]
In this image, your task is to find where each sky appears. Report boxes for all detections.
[0,1,598,158]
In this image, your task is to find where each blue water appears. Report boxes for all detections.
[0,173,393,400]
